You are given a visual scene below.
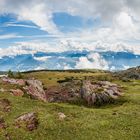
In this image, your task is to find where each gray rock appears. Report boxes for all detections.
[10,89,24,96]
[58,112,66,120]
[24,79,47,102]
[81,81,123,105]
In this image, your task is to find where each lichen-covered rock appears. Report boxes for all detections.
[15,112,38,131]
[81,81,123,105]
[0,98,11,112]
[24,79,47,102]
[10,89,24,96]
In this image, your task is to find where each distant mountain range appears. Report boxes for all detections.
[0,51,140,71]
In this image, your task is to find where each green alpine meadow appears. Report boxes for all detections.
[0,67,140,140]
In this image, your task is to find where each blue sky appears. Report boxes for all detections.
[0,13,98,37]
[0,0,140,71]
[0,12,98,48]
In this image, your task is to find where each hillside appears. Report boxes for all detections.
[0,69,140,140]
[114,66,140,80]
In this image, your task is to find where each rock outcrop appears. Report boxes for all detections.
[114,66,140,80]
[0,76,124,106]
[45,86,71,102]
[2,77,25,86]
[81,81,123,105]
[45,84,80,103]
[24,79,47,102]
[1,77,47,102]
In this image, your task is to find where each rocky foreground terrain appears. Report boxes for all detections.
[0,76,123,105]
[0,68,140,140]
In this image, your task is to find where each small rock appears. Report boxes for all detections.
[58,112,66,120]
[15,112,38,131]
[10,89,24,96]
[0,88,5,92]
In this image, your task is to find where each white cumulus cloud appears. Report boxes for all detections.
[75,52,109,70]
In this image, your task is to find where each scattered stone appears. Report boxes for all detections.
[10,89,24,96]
[58,112,66,120]
[15,112,38,131]
[81,81,123,105]
[24,79,47,102]
[0,88,5,92]
[0,99,11,112]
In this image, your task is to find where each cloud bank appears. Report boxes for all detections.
[0,0,140,35]
[0,0,140,70]
[0,41,140,59]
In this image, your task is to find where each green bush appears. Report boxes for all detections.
[7,70,14,78]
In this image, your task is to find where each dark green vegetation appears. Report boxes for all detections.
[7,70,23,79]
[0,69,140,140]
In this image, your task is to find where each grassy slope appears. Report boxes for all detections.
[23,71,107,86]
[0,71,140,140]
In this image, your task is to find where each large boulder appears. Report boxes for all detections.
[24,79,47,102]
[1,77,47,102]
[15,112,38,131]
[81,81,123,105]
